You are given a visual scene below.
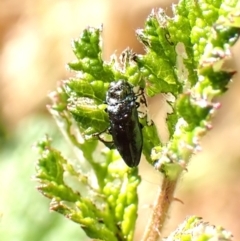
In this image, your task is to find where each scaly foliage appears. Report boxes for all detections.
[34,0,240,240]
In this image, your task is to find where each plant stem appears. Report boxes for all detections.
[141,176,179,241]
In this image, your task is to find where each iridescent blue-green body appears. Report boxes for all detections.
[106,80,143,167]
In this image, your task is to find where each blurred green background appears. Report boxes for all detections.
[1,0,240,240]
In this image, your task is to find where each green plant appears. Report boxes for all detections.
[34,0,240,240]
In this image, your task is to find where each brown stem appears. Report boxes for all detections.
[141,176,179,241]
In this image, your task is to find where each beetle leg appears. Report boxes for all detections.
[134,87,154,126]
[93,128,115,149]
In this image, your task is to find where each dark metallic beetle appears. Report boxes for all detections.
[106,80,143,167]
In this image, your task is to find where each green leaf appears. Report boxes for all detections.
[35,136,140,241]
[68,27,114,81]
[140,2,240,179]
[68,97,109,135]
[164,216,233,241]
